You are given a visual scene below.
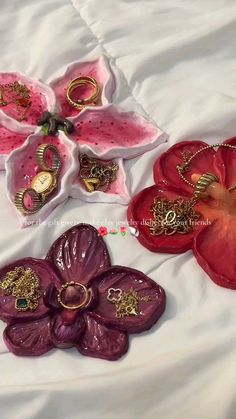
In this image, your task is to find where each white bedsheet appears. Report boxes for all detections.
[1,0,236,418]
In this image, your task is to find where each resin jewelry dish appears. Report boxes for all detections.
[0,224,166,360]
[128,138,236,290]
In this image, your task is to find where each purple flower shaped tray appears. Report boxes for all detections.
[0,224,166,360]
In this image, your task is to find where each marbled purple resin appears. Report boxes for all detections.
[0,224,166,360]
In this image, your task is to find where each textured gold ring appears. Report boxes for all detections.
[57,281,89,310]
[194,172,219,199]
[14,188,43,215]
[66,76,99,110]
[36,143,61,173]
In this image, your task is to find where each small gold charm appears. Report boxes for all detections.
[82,177,100,192]
[79,154,119,193]
[0,266,41,311]
[107,287,153,318]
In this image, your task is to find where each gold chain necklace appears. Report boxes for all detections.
[107,287,153,318]
[150,197,199,236]
[79,154,119,192]
[149,143,236,237]
[176,143,236,191]
[0,267,41,311]
[0,81,31,121]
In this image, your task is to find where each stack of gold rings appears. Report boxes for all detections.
[66,76,100,110]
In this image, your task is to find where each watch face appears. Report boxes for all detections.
[31,171,55,194]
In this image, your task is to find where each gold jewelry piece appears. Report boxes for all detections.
[36,143,61,173]
[194,172,219,199]
[66,76,100,110]
[176,143,236,192]
[57,281,89,310]
[0,81,31,121]
[149,197,199,236]
[14,143,61,215]
[15,188,43,215]
[149,143,236,238]
[107,287,153,318]
[0,266,41,311]
[79,154,119,192]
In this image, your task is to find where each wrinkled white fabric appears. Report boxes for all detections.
[1,0,236,418]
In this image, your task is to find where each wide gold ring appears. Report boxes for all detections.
[14,188,43,215]
[66,76,100,110]
[57,281,89,310]
[194,172,219,199]
[36,143,61,173]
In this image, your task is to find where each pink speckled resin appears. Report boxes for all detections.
[51,56,115,118]
[0,55,168,222]
[0,224,166,359]
[0,72,56,129]
[5,132,78,226]
[0,123,29,170]
[71,104,166,159]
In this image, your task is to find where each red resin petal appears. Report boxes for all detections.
[217,137,236,190]
[77,313,128,361]
[46,224,111,286]
[50,312,85,349]
[127,184,196,253]
[0,72,55,127]
[4,316,53,356]
[51,56,115,118]
[0,258,61,323]
[153,140,225,195]
[193,216,236,289]
[71,105,165,159]
[91,266,165,333]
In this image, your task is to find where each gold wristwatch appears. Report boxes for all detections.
[15,143,61,215]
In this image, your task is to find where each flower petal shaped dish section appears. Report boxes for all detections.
[0,72,56,129]
[0,224,166,360]
[0,56,167,222]
[50,56,115,119]
[0,119,30,170]
[71,104,167,159]
[70,153,130,205]
[128,138,236,289]
[5,131,78,226]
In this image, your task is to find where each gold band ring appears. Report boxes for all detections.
[66,76,100,110]
[36,143,61,173]
[14,188,43,215]
[57,281,89,310]
[194,172,219,199]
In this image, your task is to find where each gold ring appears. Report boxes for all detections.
[14,188,43,215]
[36,143,61,173]
[66,76,100,110]
[194,172,219,199]
[57,281,89,310]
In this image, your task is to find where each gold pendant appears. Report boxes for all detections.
[0,267,41,311]
[82,177,100,192]
[79,154,119,193]
[149,196,199,236]
[107,287,153,318]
